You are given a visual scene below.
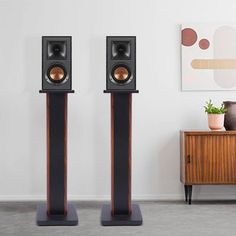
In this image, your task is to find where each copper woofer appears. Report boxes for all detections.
[48,66,65,82]
[113,66,130,83]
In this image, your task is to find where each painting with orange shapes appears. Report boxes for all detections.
[181,24,236,90]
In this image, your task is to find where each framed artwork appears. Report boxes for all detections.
[181,23,236,91]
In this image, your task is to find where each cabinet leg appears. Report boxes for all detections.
[188,185,192,205]
[184,185,188,202]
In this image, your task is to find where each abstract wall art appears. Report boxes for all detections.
[181,24,236,90]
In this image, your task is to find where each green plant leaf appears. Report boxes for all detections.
[204,99,227,114]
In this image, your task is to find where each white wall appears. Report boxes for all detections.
[1,0,236,201]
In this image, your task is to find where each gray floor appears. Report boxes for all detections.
[1,201,236,236]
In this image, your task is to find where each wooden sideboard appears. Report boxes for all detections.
[180,130,236,204]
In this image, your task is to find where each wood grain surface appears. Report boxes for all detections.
[180,131,236,185]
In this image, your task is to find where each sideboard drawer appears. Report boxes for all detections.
[184,135,236,184]
[180,130,236,204]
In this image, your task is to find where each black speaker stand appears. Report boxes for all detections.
[36,92,78,226]
[37,203,78,226]
[101,92,142,226]
[101,204,142,226]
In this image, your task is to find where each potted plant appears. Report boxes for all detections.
[204,99,227,131]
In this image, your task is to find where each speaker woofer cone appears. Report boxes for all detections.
[48,65,66,83]
[112,65,130,83]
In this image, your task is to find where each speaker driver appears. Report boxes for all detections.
[112,66,130,83]
[48,41,66,59]
[48,66,66,83]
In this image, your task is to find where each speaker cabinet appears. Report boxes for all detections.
[37,36,78,226]
[42,36,72,92]
[101,36,142,226]
[106,36,137,92]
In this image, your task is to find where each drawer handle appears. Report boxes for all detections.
[186,155,191,164]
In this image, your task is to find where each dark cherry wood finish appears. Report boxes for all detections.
[47,93,68,215]
[101,92,142,226]
[180,130,236,204]
[37,92,78,226]
[111,94,132,215]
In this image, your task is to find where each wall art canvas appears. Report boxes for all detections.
[181,23,236,90]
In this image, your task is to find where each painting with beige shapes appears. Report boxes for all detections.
[181,24,236,90]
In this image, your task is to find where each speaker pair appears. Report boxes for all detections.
[39,35,140,226]
[41,36,136,93]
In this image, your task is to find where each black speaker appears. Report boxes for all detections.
[106,36,136,92]
[102,36,142,226]
[42,36,72,92]
[37,36,77,226]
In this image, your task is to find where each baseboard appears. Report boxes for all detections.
[0,194,236,202]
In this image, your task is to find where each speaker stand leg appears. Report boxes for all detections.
[37,94,78,226]
[101,94,142,226]
[36,203,78,226]
[101,203,142,226]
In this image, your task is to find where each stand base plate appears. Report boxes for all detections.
[36,203,78,226]
[101,203,143,226]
